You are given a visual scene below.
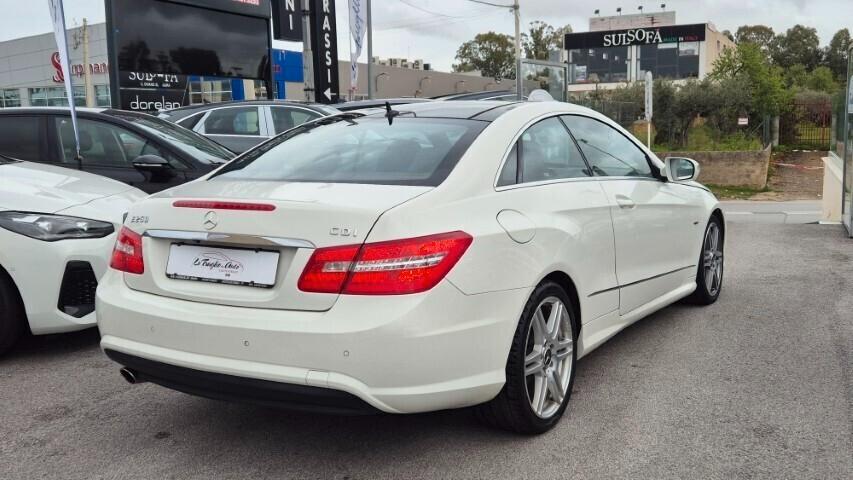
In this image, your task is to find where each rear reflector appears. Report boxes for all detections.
[172,200,276,211]
[298,231,473,295]
[109,227,144,275]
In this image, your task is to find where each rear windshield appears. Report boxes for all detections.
[211,117,486,186]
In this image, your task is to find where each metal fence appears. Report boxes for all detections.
[780,100,833,150]
[570,99,642,129]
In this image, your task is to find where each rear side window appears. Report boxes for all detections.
[497,117,590,186]
[271,107,321,134]
[176,112,204,130]
[561,115,653,178]
[203,107,260,136]
[213,118,486,186]
[0,116,41,161]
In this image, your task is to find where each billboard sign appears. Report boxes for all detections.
[166,0,272,17]
[106,0,273,111]
[272,0,302,41]
[310,0,340,103]
[565,23,706,50]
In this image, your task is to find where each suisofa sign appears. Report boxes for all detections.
[565,23,706,50]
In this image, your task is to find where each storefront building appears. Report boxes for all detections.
[564,11,735,93]
[0,21,305,109]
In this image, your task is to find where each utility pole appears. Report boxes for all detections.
[513,0,522,100]
[82,18,94,107]
[301,0,315,102]
[366,0,374,99]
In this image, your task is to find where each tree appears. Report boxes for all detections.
[805,66,839,93]
[770,25,822,70]
[522,21,571,60]
[711,42,791,116]
[824,28,851,80]
[453,32,516,79]
[734,25,775,58]
[783,64,809,89]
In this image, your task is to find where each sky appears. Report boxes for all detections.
[1,0,851,72]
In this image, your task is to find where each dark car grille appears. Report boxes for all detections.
[57,261,98,318]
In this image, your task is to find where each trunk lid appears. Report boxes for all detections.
[124,180,430,311]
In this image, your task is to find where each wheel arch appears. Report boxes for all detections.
[710,207,725,242]
[0,263,30,334]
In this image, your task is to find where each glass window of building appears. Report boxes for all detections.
[29,86,86,107]
[1,89,21,108]
[639,41,700,80]
[569,46,629,84]
[189,79,233,105]
[95,85,111,107]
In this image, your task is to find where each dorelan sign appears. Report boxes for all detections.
[564,23,706,50]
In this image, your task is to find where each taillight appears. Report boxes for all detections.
[298,231,472,295]
[109,226,144,274]
[296,244,360,293]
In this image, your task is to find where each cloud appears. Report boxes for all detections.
[1,0,850,73]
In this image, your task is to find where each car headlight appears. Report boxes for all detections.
[0,211,115,242]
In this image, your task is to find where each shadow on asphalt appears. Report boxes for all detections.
[2,327,101,363]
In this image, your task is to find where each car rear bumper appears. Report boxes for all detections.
[97,270,530,414]
[105,349,380,415]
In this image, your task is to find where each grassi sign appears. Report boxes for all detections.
[565,23,706,50]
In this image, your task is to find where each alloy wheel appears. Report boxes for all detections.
[703,222,723,296]
[523,296,574,419]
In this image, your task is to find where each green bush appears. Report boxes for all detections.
[571,77,764,151]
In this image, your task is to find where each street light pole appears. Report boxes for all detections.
[513,0,522,100]
[367,0,374,99]
[301,0,315,102]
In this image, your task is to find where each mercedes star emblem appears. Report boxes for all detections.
[203,211,218,230]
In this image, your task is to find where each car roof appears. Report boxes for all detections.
[432,90,517,101]
[0,106,108,115]
[159,100,336,117]
[357,100,524,121]
[336,98,434,111]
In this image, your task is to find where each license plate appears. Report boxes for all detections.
[165,244,279,288]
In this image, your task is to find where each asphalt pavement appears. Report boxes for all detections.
[721,200,823,224]
[1,222,851,480]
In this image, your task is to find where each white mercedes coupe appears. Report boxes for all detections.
[97,101,724,434]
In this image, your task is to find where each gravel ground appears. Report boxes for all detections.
[1,223,851,480]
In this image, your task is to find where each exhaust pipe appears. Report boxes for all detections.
[119,367,145,385]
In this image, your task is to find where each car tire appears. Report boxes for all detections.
[475,281,578,434]
[0,267,25,356]
[685,215,724,305]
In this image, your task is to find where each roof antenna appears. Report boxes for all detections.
[385,101,400,125]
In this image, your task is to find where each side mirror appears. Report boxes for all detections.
[664,157,700,182]
[132,154,171,170]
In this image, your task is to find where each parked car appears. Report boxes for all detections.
[0,108,234,194]
[336,98,433,112]
[98,101,724,434]
[433,90,525,101]
[158,100,341,153]
[0,155,146,355]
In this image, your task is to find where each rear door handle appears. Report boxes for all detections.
[615,195,636,209]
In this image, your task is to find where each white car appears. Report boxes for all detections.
[0,156,146,354]
[97,101,724,433]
